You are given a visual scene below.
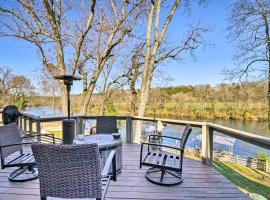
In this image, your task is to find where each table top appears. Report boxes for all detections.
[74,134,122,150]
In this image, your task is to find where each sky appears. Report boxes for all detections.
[0,1,235,93]
[162,0,235,87]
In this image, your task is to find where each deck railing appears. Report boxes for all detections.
[0,109,270,166]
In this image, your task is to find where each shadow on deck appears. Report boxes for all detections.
[0,143,250,200]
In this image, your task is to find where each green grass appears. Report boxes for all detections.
[48,130,62,139]
[213,161,270,199]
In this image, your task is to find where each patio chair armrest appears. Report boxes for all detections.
[22,133,56,144]
[102,150,117,181]
[141,142,182,151]
[0,142,38,149]
[21,135,33,139]
[148,134,182,141]
[35,133,55,137]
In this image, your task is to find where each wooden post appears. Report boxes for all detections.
[201,123,213,165]
[23,116,27,134]
[126,117,133,143]
[29,118,33,136]
[36,119,41,142]
[19,115,23,130]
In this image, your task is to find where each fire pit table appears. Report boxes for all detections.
[74,134,122,174]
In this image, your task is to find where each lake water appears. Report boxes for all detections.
[24,106,270,157]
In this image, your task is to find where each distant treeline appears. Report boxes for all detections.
[26,82,267,121]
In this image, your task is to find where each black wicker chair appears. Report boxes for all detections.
[90,116,118,134]
[140,125,192,186]
[0,123,55,182]
[32,143,117,200]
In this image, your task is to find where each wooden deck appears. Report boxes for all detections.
[0,143,250,200]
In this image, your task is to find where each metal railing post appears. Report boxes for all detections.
[201,123,213,165]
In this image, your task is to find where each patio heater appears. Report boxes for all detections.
[55,75,81,144]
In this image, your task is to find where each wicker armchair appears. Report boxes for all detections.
[0,123,55,182]
[32,143,117,200]
[140,125,192,186]
[90,116,118,135]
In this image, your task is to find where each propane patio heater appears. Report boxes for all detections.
[55,75,81,144]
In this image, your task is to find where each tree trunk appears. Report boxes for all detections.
[99,103,105,116]
[130,72,138,115]
[131,89,137,115]
[82,72,88,101]
[80,85,94,116]
[80,62,102,115]
[264,12,270,130]
[53,93,55,116]
[134,61,154,143]
[99,93,108,116]
[267,56,270,130]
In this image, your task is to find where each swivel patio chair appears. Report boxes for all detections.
[90,116,118,134]
[0,123,55,182]
[31,143,117,200]
[140,125,192,186]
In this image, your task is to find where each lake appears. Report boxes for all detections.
[24,106,270,157]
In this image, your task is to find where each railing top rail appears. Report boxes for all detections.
[19,115,131,123]
[132,116,204,127]
[208,123,270,150]
[1,109,269,150]
[20,112,40,120]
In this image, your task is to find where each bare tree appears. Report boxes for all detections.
[10,75,35,110]
[225,0,270,127]
[126,43,144,115]
[96,56,129,115]
[0,67,13,102]
[77,1,145,115]
[38,69,60,115]
[133,0,208,142]
[0,0,96,115]
[128,25,208,115]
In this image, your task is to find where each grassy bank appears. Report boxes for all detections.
[213,161,270,199]
[26,84,268,122]
[112,102,267,121]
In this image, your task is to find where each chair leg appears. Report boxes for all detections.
[41,197,46,200]
[9,166,38,182]
[145,167,183,186]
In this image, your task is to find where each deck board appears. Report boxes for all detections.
[0,143,250,200]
